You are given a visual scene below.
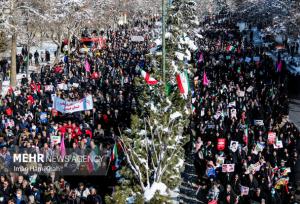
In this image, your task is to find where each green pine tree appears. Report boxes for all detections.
[106,1,199,203]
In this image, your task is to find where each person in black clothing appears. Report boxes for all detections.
[218,184,237,204]
[45,50,50,62]
[34,50,39,65]
[86,188,102,204]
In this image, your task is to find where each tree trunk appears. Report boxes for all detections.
[54,39,61,64]
[26,45,30,78]
[10,33,17,87]
[54,46,61,65]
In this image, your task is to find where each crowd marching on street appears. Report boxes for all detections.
[0,12,299,204]
[189,17,299,204]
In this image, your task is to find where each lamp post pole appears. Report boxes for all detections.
[162,0,166,82]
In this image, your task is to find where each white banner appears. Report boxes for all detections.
[131,36,144,42]
[53,95,93,113]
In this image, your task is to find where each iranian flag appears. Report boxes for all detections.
[176,71,190,97]
[226,45,235,52]
[111,143,119,171]
[141,70,158,85]
[111,143,118,161]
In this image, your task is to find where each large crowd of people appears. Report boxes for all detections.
[0,17,160,204]
[191,18,299,204]
[0,13,299,204]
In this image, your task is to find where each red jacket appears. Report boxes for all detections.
[27,95,34,105]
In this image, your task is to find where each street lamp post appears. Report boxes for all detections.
[162,0,166,82]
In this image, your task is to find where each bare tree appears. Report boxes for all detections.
[0,0,46,86]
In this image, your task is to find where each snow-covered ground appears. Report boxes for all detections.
[17,41,58,57]
[1,41,58,95]
[252,27,263,46]
[253,28,300,75]
[266,51,300,75]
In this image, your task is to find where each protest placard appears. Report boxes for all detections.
[51,135,61,144]
[45,85,54,92]
[40,112,48,123]
[217,139,226,151]
[201,108,205,116]
[53,95,93,114]
[231,109,237,119]
[214,111,222,120]
[230,141,238,152]
[216,156,225,167]
[253,143,265,154]
[72,83,79,88]
[268,132,276,144]
[222,164,235,172]
[228,101,236,108]
[58,83,68,90]
[245,57,252,63]
[254,120,264,126]
[131,36,144,42]
[247,162,261,173]
[5,120,14,128]
[274,140,283,149]
[253,56,260,62]
[14,90,21,96]
[240,186,249,195]
[237,90,245,97]
[246,86,254,92]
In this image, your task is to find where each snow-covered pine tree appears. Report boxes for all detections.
[105,0,199,203]
[0,32,7,53]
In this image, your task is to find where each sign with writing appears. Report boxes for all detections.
[253,56,260,62]
[72,83,79,88]
[51,135,61,144]
[214,111,222,120]
[237,91,245,97]
[254,120,264,126]
[228,101,236,108]
[240,186,249,195]
[5,120,14,128]
[247,162,261,173]
[245,57,252,63]
[14,90,21,96]
[53,95,93,114]
[44,85,54,92]
[253,143,265,154]
[216,156,225,167]
[274,140,283,149]
[222,164,235,173]
[268,132,276,145]
[247,86,254,92]
[231,109,237,119]
[217,138,226,151]
[40,112,48,123]
[131,36,144,42]
[58,83,68,90]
